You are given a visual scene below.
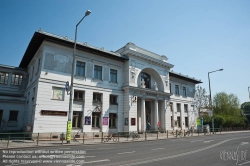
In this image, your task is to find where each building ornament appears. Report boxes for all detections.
[140,79,145,88]
[154,82,158,91]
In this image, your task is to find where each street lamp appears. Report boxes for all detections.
[208,68,223,134]
[248,86,250,100]
[67,10,91,144]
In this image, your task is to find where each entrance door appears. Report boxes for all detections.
[72,111,82,128]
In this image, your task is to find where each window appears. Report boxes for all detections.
[169,83,172,93]
[9,111,18,121]
[183,87,187,96]
[76,61,85,76]
[110,69,117,83]
[177,116,181,127]
[93,93,102,103]
[141,72,150,88]
[171,116,173,127]
[72,111,82,128]
[94,65,102,80]
[74,90,84,101]
[92,112,100,128]
[37,58,41,73]
[184,104,188,112]
[11,74,22,85]
[109,113,117,128]
[177,103,181,112]
[175,85,179,95]
[0,72,8,84]
[185,117,188,127]
[52,87,64,100]
[170,102,173,112]
[110,95,117,105]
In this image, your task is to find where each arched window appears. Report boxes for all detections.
[141,72,150,88]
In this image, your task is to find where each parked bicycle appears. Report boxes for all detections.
[103,133,117,142]
[184,130,191,136]
[132,131,140,140]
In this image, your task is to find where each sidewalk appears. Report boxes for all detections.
[1,130,249,149]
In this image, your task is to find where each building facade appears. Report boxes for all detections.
[0,30,202,133]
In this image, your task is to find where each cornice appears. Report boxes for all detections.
[124,49,174,69]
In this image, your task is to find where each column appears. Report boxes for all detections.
[141,98,146,132]
[154,100,159,130]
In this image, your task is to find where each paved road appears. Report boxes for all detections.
[0,132,249,166]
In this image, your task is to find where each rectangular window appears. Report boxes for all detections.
[92,112,100,128]
[183,87,187,96]
[94,65,102,80]
[110,69,117,83]
[93,93,102,103]
[170,102,173,112]
[169,83,172,93]
[52,87,64,100]
[76,61,85,76]
[185,117,188,127]
[109,113,117,128]
[37,58,41,73]
[184,104,188,112]
[171,116,173,127]
[74,90,84,101]
[175,85,179,95]
[72,111,82,128]
[9,111,18,121]
[110,95,117,105]
[11,74,22,85]
[177,116,181,127]
[177,103,181,112]
[0,72,8,84]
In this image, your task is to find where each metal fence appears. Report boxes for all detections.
[0,128,249,149]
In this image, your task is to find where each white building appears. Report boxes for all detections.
[0,29,202,134]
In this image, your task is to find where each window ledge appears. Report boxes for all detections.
[92,78,103,83]
[75,75,86,80]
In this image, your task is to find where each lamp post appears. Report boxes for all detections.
[67,10,91,144]
[208,68,223,134]
[248,86,250,100]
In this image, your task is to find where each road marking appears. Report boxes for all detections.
[98,147,114,150]
[83,159,110,163]
[190,139,203,142]
[204,140,214,143]
[85,156,96,158]
[117,151,136,155]
[240,142,249,145]
[151,148,165,151]
[119,139,235,166]
[238,161,250,165]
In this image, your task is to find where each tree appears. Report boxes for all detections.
[194,85,209,117]
[213,92,247,128]
[241,102,250,114]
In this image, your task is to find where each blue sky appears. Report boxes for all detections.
[0,0,249,104]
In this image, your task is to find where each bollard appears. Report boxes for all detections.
[157,131,158,139]
[145,131,147,140]
[37,133,39,146]
[50,133,52,141]
[198,131,199,136]
[7,134,10,148]
[184,130,185,137]
[167,130,168,138]
[101,132,103,143]
[118,132,120,142]
[83,132,85,144]
[93,132,94,140]
[220,127,222,134]
[176,130,177,138]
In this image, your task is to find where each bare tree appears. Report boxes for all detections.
[194,85,209,117]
